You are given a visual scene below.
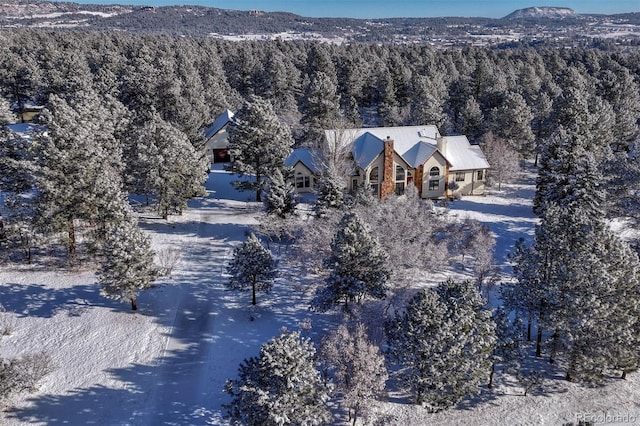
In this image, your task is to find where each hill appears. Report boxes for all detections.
[503,6,577,20]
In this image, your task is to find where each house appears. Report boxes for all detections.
[317,125,489,199]
[201,109,234,163]
[284,147,321,193]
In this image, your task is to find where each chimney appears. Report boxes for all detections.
[437,136,447,155]
[381,137,395,199]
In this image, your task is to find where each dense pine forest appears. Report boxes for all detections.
[1,28,640,422]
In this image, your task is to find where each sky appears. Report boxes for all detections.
[81,0,639,19]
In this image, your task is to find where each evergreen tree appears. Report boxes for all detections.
[312,212,390,312]
[226,233,278,306]
[313,172,345,219]
[98,208,158,311]
[457,96,484,142]
[224,329,332,426]
[409,74,449,130]
[227,96,293,202]
[1,97,38,261]
[125,110,207,219]
[492,92,535,159]
[385,279,495,412]
[264,168,297,219]
[319,322,387,425]
[533,127,605,219]
[489,308,525,389]
[33,92,122,256]
[300,72,342,146]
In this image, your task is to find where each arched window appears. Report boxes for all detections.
[429,166,440,177]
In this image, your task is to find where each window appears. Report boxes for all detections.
[429,179,439,191]
[429,166,440,177]
[369,167,379,195]
[407,170,413,184]
[352,178,358,191]
[455,172,465,182]
[394,165,406,195]
[476,170,484,181]
[295,173,310,188]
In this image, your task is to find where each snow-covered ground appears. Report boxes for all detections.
[1,169,639,425]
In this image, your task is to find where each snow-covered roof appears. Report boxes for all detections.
[352,132,384,169]
[325,125,489,171]
[401,141,438,168]
[442,136,490,171]
[203,109,234,140]
[10,101,45,111]
[285,147,321,174]
[5,122,46,140]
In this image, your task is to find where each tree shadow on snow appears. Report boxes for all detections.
[0,282,121,318]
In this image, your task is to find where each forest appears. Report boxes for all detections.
[1,28,640,423]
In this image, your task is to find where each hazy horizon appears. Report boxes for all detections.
[57,0,639,19]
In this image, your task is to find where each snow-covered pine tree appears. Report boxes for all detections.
[0,96,15,124]
[226,96,293,202]
[492,92,535,159]
[312,212,390,312]
[533,127,606,220]
[313,171,345,219]
[226,233,278,306]
[300,71,342,147]
[224,329,333,426]
[489,307,525,389]
[264,168,297,218]
[319,322,387,425]
[98,206,158,311]
[556,225,640,383]
[385,279,495,412]
[0,98,38,262]
[33,92,120,257]
[125,110,207,219]
[501,238,544,345]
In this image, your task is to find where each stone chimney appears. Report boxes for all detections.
[381,137,395,199]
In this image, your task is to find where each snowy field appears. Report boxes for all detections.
[1,168,639,425]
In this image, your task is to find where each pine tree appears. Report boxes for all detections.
[98,205,158,311]
[300,71,342,146]
[313,172,345,219]
[533,127,605,219]
[224,329,333,426]
[312,212,390,312]
[319,322,387,425]
[226,233,278,306]
[457,96,484,142]
[125,110,207,219]
[33,92,122,256]
[227,96,294,202]
[264,168,297,218]
[489,308,525,389]
[492,92,535,159]
[385,279,495,411]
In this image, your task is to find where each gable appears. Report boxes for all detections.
[203,109,234,140]
[285,147,321,174]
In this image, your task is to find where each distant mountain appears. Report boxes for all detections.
[0,0,638,44]
[503,6,577,20]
